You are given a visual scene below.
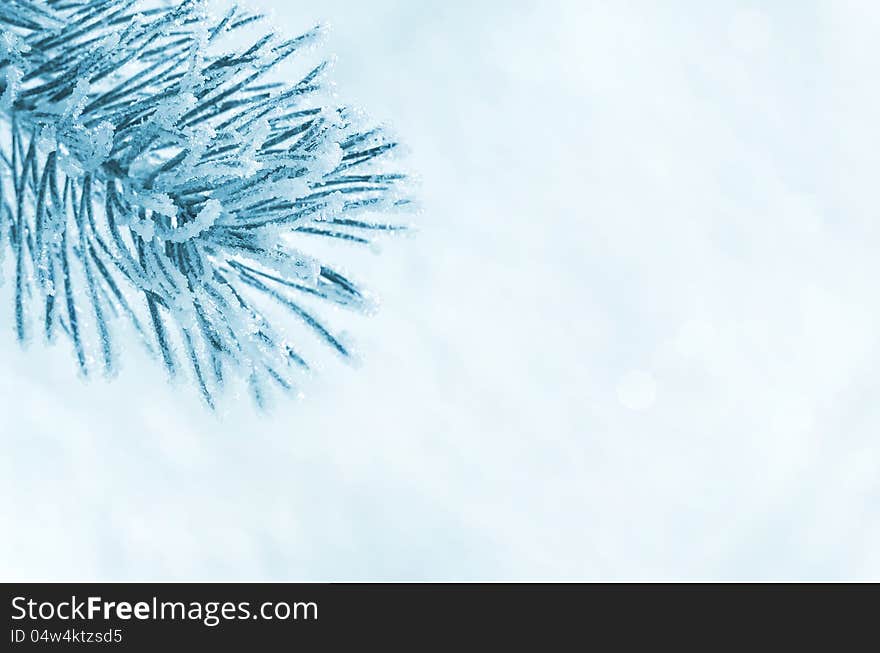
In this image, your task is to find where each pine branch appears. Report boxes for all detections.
[0,0,412,408]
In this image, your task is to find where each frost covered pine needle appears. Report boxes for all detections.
[0,0,412,408]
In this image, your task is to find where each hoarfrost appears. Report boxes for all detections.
[0,0,413,408]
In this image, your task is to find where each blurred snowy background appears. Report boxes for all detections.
[3,0,880,580]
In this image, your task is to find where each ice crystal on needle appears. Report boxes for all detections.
[0,0,412,408]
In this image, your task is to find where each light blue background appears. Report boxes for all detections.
[2,0,879,580]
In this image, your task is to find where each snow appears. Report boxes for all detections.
[3,0,880,581]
